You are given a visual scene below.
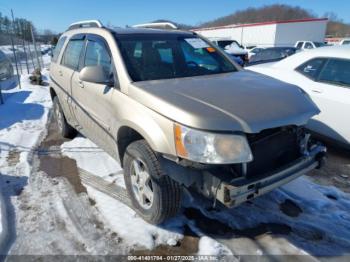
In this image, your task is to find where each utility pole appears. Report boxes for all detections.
[30,24,41,70]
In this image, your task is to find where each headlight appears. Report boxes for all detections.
[174,123,253,164]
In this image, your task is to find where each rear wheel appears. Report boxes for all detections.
[123,140,182,224]
[53,96,76,139]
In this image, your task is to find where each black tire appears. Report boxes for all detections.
[53,96,76,139]
[123,140,182,224]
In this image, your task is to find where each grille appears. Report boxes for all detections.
[245,126,302,178]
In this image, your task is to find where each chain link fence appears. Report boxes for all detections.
[0,22,52,104]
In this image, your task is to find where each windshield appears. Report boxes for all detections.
[116,34,237,82]
[314,42,326,47]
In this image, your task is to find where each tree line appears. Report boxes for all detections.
[155,4,350,37]
[199,5,350,37]
[0,12,38,43]
[0,12,58,45]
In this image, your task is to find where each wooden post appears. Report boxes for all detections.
[30,25,41,70]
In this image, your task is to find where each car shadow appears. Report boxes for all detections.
[0,91,44,130]
[0,174,28,256]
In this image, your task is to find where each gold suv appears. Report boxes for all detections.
[49,20,326,224]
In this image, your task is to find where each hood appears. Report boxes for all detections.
[129,70,319,133]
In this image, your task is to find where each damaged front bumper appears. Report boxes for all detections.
[205,145,326,207]
[160,141,326,209]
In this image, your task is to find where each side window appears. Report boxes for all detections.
[296,58,326,80]
[318,59,350,88]
[342,40,350,45]
[296,42,303,49]
[61,39,85,70]
[84,40,111,74]
[304,42,313,49]
[52,36,67,63]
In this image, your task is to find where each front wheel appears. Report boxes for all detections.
[123,140,182,224]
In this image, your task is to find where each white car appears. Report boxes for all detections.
[247,47,265,60]
[295,41,326,50]
[339,38,350,45]
[248,46,350,148]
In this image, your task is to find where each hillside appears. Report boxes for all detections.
[155,4,350,37]
[200,4,315,27]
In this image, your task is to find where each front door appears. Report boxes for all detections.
[307,58,350,144]
[71,34,118,158]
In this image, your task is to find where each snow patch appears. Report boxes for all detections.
[61,137,185,250]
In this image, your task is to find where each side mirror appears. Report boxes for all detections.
[79,66,114,86]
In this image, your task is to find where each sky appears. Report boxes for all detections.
[0,0,349,33]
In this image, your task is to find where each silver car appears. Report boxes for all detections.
[49,21,326,224]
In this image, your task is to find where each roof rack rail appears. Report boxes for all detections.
[132,22,178,30]
[67,20,103,31]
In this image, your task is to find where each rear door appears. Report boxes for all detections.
[71,34,118,156]
[56,34,85,127]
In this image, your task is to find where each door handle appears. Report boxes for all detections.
[58,70,63,76]
[311,89,322,94]
[78,80,84,88]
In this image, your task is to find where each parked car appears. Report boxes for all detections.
[50,20,325,224]
[248,47,297,65]
[247,46,265,60]
[339,38,350,45]
[248,46,350,148]
[210,38,248,64]
[0,50,14,80]
[295,41,326,50]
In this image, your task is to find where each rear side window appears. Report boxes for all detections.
[296,58,326,80]
[318,59,350,87]
[84,40,111,74]
[61,39,85,70]
[52,36,67,63]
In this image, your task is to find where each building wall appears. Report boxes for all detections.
[274,20,327,46]
[195,19,327,48]
[195,27,242,42]
[240,24,276,47]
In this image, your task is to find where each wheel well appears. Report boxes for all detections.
[117,126,144,166]
[49,87,57,101]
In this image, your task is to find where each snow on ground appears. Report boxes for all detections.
[61,135,350,257]
[61,138,186,250]
[1,58,350,257]
[0,64,130,255]
[189,175,350,256]
[0,68,52,254]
